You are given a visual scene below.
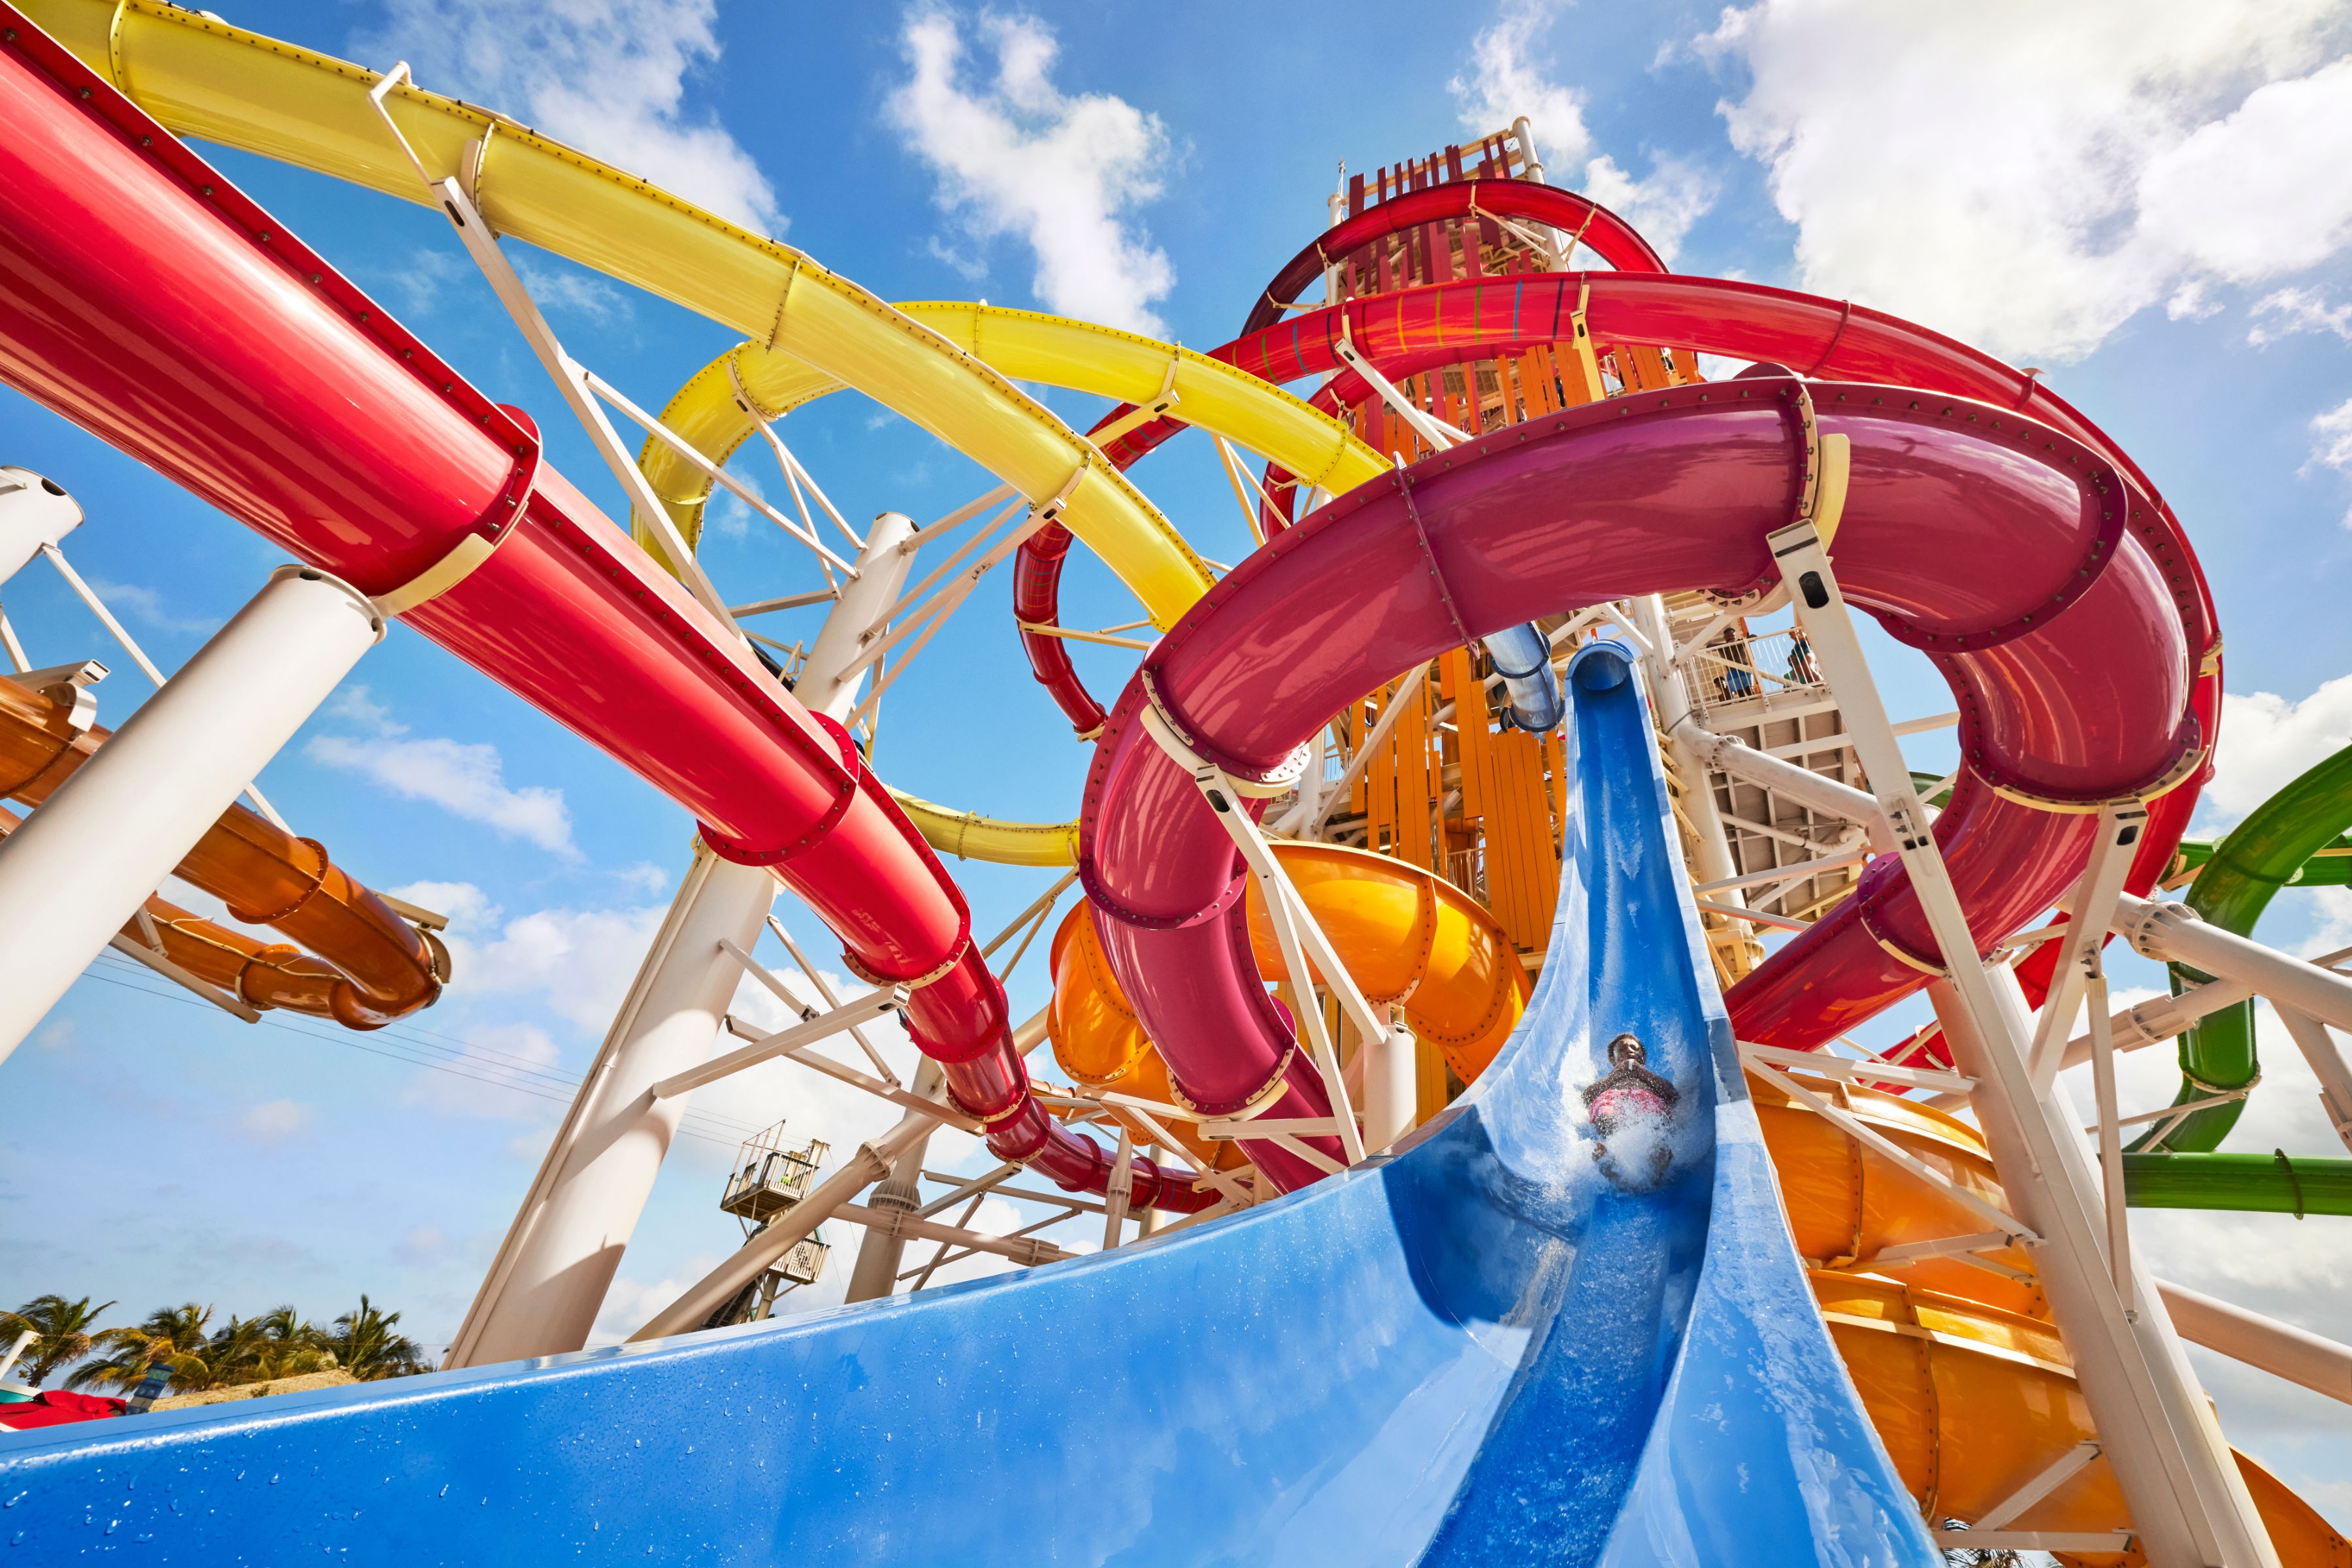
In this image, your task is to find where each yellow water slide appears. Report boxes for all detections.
[27,0,1397,868]
[24,0,1215,629]
[644,310,1386,554]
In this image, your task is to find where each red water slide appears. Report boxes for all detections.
[0,14,1203,1211]
[1081,371,2211,1191]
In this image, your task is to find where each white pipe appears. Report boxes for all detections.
[0,566,379,1065]
[2157,1279,2352,1407]
[0,467,82,585]
[451,515,917,1365]
[2115,894,2352,1033]
[1362,1013,1418,1153]
[1669,714,1895,855]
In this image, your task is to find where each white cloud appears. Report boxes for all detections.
[81,578,221,636]
[2200,676,2352,831]
[616,861,671,895]
[239,1098,314,1141]
[888,9,1177,335]
[379,248,468,319]
[354,0,781,233]
[306,693,576,858]
[1700,2,2352,361]
[2308,397,2352,529]
[512,255,631,325]
[33,1019,74,1052]
[417,885,664,1032]
[2303,886,2352,960]
[2247,286,2352,345]
[1451,0,1718,263]
[2167,280,2223,322]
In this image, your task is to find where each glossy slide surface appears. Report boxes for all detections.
[0,673,439,1026]
[2152,742,2352,1151]
[0,642,1933,1568]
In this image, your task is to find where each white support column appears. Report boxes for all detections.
[842,1057,943,1304]
[1362,1007,1418,1152]
[0,566,380,1065]
[1775,517,2276,1568]
[452,514,919,1365]
[2029,805,2148,1089]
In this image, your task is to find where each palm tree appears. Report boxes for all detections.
[67,1303,219,1393]
[0,1295,114,1388]
[204,1306,335,1388]
[328,1296,428,1380]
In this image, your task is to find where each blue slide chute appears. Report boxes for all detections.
[0,643,1933,1567]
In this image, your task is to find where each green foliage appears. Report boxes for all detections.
[68,1302,218,1392]
[0,1294,114,1388]
[328,1295,431,1380]
[26,1292,432,1392]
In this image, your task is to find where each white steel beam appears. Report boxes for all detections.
[1144,706,1369,1163]
[0,568,377,1065]
[2272,1008,2352,1154]
[648,982,907,1099]
[1775,517,2277,1568]
[2115,894,2352,1034]
[2030,805,2149,1088]
[2157,1279,2352,1407]
[634,1111,937,1339]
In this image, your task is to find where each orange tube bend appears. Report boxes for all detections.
[1048,843,1528,1167]
[0,678,440,1026]
[1769,1064,2337,1565]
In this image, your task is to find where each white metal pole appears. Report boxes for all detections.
[1774,517,2274,1568]
[2114,893,2352,1033]
[842,1058,943,1303]
[1635,597,1752,951]
[445,842,779,1366]
[450,514,918,1365]
[2156,1279,2352,1407]
[1362,1008,1418,1152]
[0,566,380,1065]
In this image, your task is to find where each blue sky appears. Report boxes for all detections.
[2,0,2349,1516]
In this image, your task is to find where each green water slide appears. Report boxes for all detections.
[2139,744,2352,1152]
[1906,755,2352,1214]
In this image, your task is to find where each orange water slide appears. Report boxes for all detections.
[1762,1068,2345,1567]
[0,672,441,1028]
[1049,841,1530,1170]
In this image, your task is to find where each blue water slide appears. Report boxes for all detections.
[0,643,1933,1567]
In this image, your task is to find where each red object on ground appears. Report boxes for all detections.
[0,1391,125,1431]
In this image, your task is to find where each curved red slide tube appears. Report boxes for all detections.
[1083,378,2205,1193]
[1017,179,1671,737]
[1238,178,1668,338]
[0,15,1205,1213]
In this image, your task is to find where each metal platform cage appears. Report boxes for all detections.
[719,1123,831,1226]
